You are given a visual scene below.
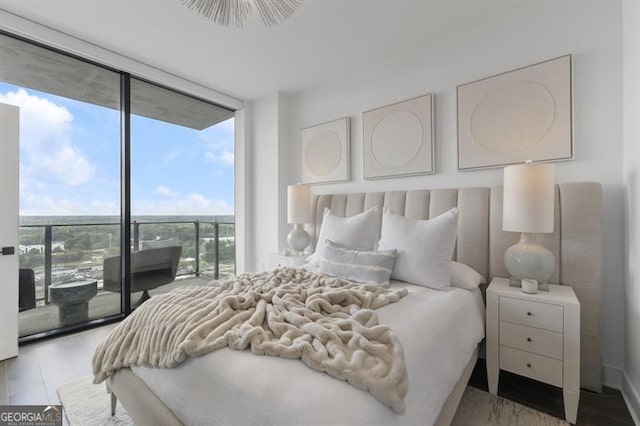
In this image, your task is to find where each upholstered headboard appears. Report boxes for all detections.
[310,183,603,392]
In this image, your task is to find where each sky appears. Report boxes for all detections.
[0,82,235,217]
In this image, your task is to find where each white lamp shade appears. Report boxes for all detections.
[503,162,555,233]
[287,185,311,224]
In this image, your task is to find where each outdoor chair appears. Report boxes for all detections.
[103,245,182,305]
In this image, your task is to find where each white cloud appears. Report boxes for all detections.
[90,200,119,215]
[0,88,94,187]
[162,148,183,166]
[205,150,234,166]
[20,193,118,216]
[200,117,234,168]
[218,117,234,134]
[18,191,232,216]
[20,193,234,216]
[155,185,178,197]
[133,193,233,216]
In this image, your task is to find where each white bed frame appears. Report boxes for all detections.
[106,183,603,424]
[107,346,478,426]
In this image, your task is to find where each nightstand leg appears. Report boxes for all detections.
[563,389,579,424]
[487,367,499,394]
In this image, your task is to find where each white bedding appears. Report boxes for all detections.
[131,279,485,426]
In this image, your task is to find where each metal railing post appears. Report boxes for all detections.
[214,221,220,279]
[194,220,200,277]
[44,225,52,305]
[133,221,140,251]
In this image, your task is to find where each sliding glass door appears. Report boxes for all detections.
[0,33,122,337]
[0,31,235,341]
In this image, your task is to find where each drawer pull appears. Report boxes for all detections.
[526,363,532,368]
[526,337,532,342]
[527,312,532,316]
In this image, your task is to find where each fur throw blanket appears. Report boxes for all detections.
[92,267,409,413]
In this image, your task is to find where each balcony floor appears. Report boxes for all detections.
[19,274,215,337]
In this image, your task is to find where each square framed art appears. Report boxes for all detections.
[362,93,434,179]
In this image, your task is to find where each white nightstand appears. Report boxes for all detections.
[267,253,307,270]
[486,277,580,424]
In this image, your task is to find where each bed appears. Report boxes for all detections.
[99,184,603,425]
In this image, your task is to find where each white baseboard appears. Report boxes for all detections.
[604,365,623,389]
[622,371,640,426]
[602,365,639,425]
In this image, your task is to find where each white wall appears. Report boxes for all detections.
[270,2,625,377]
[247,92,290,272]
[623,1,640,422]
[234,108,249,273]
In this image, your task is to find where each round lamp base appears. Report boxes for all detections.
[504,233,555,285]
[287,224,310,254]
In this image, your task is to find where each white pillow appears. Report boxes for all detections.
[450,261,485,290]
[320,239,397,286]
[307,207,379,266]
[378,208,459,290]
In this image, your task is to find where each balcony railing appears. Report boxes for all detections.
[19,220,235,305]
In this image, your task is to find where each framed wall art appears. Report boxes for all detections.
[363,93,434,179]
[457,54,573,171]
[301,117,350,185]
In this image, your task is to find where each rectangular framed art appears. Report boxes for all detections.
[457,54,573,171]
[301,117,350,185]
[363,93,434,179]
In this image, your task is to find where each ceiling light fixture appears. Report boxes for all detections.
[182,0,303,27]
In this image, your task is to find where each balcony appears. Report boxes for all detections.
[18,220,235,337]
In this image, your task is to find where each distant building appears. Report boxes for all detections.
[19,242,65,254]
[19,244,44,254]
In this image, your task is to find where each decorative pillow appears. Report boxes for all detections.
[378,208,459,290]
[450,261,486,290]
[320,240,397,286]
[307,207,379,266]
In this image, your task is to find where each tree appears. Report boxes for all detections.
[202,251,215,264]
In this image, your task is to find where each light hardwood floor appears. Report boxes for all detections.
[3,274,215,411]
[0,323,117,407]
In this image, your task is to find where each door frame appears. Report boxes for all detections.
[0,102,20,359]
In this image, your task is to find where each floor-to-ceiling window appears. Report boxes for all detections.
[128,78,235,310]
[0,33,122,337]
[0,32,235,340]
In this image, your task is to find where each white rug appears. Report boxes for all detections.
[58,377,132,426]
[452,386,569,426]
[59,376,569,426]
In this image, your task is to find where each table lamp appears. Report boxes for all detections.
[503,161,556,290]
[287,184,311,253]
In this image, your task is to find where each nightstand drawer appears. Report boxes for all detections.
[500,321,563,360]
[500,346,563,387]
[500,296,563,332]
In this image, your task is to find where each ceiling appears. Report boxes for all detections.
[0,0,522,101]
